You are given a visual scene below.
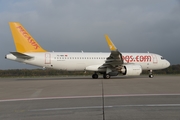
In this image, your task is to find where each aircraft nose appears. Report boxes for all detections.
[166,60,170,67]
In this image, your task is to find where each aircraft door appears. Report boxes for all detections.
[151,54,157,64]
[45,53,51,64]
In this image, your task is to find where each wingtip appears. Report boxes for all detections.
[104,34,117,51]
[9,22,19,24]
[104,34,109,38]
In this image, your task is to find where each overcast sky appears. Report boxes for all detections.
[0,0,180,69]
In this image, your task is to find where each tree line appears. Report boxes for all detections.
[0,64,180,77]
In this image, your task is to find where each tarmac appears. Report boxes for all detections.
[0,75,180,120]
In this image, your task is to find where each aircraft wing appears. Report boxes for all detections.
[10,52,33,59]
[101,35,123,69]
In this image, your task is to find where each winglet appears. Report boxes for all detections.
[104,34,117,51]
[9,22,47,53]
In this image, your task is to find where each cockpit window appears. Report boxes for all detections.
[161,57,165,60]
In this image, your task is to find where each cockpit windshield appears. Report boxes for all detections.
[161,57,165,60]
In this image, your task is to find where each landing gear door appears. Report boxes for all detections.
[151,54,157,64]
[45,53,51,64]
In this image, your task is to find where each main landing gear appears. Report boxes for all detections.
[103,74,111,79]
[92,73,98,79]
[149,70,154,78]
[92,73,111,79]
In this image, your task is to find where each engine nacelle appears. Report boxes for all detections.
[121,64,142,76]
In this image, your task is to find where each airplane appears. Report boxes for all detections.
[5,22,170,79]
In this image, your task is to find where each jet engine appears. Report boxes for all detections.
[121,64,142,76]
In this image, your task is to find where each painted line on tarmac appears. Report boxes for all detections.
[1,93,180,102]
[29,104,180,112]
[30,106,109,111]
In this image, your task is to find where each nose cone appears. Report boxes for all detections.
[165,60,170,68]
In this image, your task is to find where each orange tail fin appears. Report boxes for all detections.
[9,22,47,53]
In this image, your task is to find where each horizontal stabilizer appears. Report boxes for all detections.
[10,52,33,59]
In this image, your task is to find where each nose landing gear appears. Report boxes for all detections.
[149,70,154,78]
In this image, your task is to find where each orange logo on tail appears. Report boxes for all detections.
[16,26,39,49]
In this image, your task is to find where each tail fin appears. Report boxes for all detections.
[9,22,47,53]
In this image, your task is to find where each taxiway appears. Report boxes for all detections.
[0,75,180,120]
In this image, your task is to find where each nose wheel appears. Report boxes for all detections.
[149,74,154,78]
[149,70,154,78]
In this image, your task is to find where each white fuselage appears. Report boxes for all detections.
[6,52,170,71]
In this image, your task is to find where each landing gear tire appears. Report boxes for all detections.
[148,70,154,78]
[103,74,110,79]
[92,74,98,79]
[149,74,154,78]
